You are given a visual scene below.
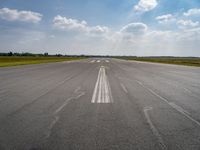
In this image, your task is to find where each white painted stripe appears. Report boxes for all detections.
[91,66,113,103]
[144,107,167,150]
[104,71,109,103]
[137,80,200,127]
[101,69,106,103]
[91,67,102,103]
[97,60,101,63]
[104,68,109,103]
[109,81,113,103]
[97,70,103,103]
[90,60,96,63]
[105,60,109,63]
[106,73,113,103]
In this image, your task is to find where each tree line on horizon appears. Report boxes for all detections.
[0,52,199,58]
[0,52,86,57]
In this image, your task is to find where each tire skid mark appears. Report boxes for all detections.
[120,83,128,93]
[144,106,167,150]
[116,73,200,127]
[136,80,200,127]
[7,66,89,118]
[7,76,73,117]
[46,87,85,138]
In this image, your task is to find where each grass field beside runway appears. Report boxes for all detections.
[0,56,84,67]
[124,57,200,67]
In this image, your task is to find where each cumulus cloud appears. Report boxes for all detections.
[120,22,148,35]
[184,8,200,17]
[53,15,109,36]
[89,26,109,35]
[156,14,176,23]
[0,7,42,23]
[134,0,158,12]
[53,15,87,31]
[156,11,200,29]
[177,19,199,29]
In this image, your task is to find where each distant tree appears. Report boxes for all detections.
[8,51,13,56]
[56,54,62,57]
[44,52,48,56]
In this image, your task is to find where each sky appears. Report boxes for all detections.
[0,0,200,56]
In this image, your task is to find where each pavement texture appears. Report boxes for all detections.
[0,58,200,150]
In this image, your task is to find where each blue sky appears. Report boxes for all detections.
[0,0,200,56]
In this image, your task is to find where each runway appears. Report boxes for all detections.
[0,58,200,150]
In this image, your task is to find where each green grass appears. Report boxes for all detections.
[124,57,200,67]
[0,56,84,67]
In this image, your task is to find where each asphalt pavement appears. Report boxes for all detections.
[0,58,200,150]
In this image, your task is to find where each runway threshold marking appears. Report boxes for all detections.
[144,107,167,150]
[91,66,113,103]
[90,60,96,63]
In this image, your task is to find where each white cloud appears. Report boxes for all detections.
[3,13,197,56]
[134,0,158,12]
[0,7,42,23]
[156,14,176,23]
[156,12,200,29]
[177,19,199,29]
[89,26,109,35]
[184,8,200,17]
[176,27,200,41]
[120,22,148,35]
[53,15,87,31]
[53,15,109,37]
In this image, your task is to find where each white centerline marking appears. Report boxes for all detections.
[105,60,109,63]
[144,107,167,150]
[97,60,101,63]
[91,66,113,103]
[120,83,128,93]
